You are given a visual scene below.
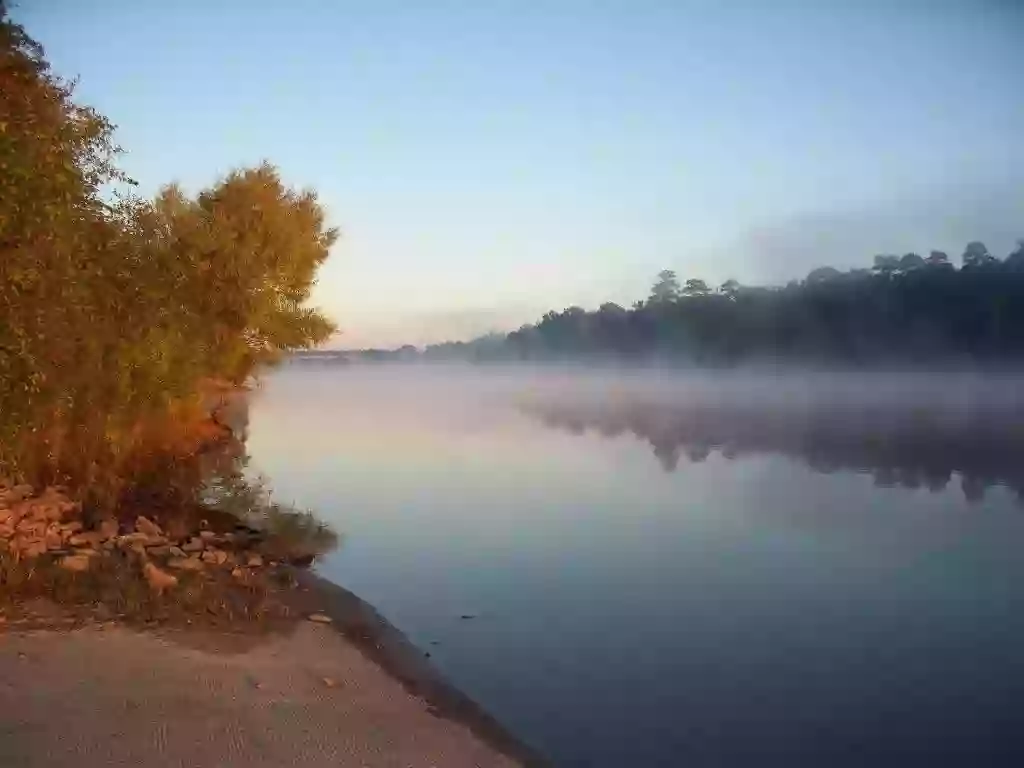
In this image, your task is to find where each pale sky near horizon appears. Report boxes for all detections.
[18,0,1023,348]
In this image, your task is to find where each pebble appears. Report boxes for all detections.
[307,613,332,624]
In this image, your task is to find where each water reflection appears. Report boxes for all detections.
[524,397,1024,503]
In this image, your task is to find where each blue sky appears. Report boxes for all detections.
[19,0,1023,347]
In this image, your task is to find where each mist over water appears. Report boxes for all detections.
[247,364,1024,767]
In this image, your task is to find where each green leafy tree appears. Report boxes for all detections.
[682,278,710,297]
[648,270,680,304]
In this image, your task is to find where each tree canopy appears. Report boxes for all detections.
[424,240,1024,365]
[0,8,336,499]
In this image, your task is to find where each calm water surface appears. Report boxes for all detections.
[246,365,1024,767]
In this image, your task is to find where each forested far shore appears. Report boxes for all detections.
[321,242,1024,366]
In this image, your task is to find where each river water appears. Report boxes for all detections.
[245,364,1024,767]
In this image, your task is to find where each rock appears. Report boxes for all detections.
[146,545,172,558]
[0,523,14,539]
[307,613,332,624]
[21,540,47,558]
[120,532,166,548]
[231,567,244,579]
[16,519,47,539]
[98,519,119,540]
[60,521,83,535]
[25,500,61,523]
[68,532,104,548]
[166,557,205,572]
[44,526,63,551]
[6,501,30,523]
[168,546,186,558]
[59,554,92,572]
[0,508,13,525]
[246,554,264,568]
[143,562,178,593]
[322,677,340,688]
[11,484,33,501]
[201,549,228,565]
[181,537,205,553]
[44,503,66,522]
[135,516,162,537]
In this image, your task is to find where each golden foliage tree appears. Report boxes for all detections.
[0,7,337,501]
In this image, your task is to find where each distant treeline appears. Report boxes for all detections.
[1,11,335,502]
[415,243,1024,365]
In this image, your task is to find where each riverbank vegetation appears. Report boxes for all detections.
[1,8,340,617]
[1,9,336,505]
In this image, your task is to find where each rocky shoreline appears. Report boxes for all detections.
[0,482,276,593]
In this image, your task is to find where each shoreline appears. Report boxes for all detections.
[0,567,545,767]
[2,383,545,764]
[290,570,550,767]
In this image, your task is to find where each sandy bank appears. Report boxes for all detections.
[0,618,520,767]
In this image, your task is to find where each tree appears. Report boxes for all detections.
[1006,240,1024,270]
[424,237,1024,367]
[872,254,901,275]
[719,279,741,298]
[0,8,338,498]
[648,270,680,304]
[899,252,926,271]
[806,267,841,284]
[143,163,338,382]
[682,278,710,297]
[962,241,994,268]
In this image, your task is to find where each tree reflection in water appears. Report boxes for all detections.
[524,396,1024,504]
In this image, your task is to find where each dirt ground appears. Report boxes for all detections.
[0,620,519,768]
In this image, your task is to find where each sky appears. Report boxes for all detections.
[18,0,1024,348]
